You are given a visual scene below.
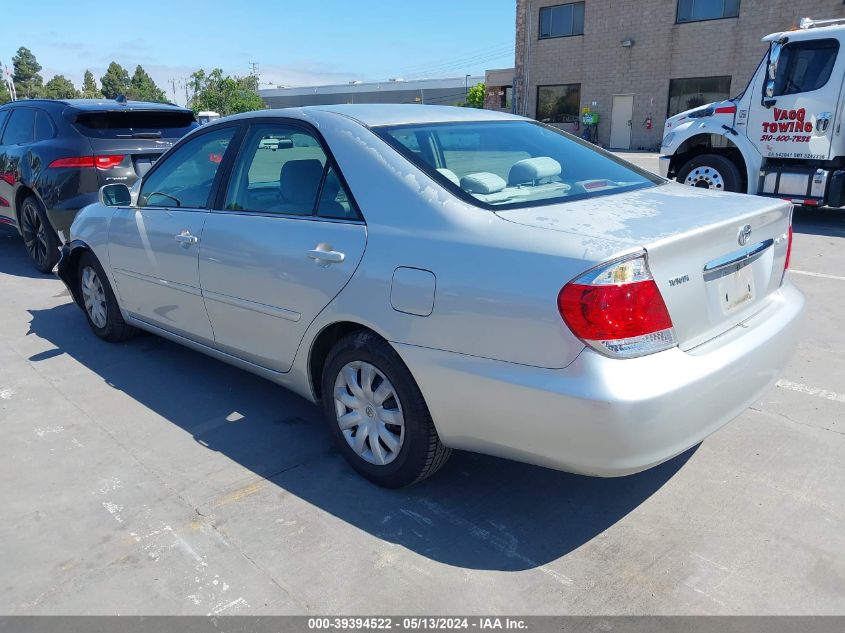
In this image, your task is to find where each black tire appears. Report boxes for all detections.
[676,153,743,193]
[321,331,451,488]
[77,250,137,342]
[19,195,60,273]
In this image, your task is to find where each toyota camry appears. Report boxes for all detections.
[56,105,804,487]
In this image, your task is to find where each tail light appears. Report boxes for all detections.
[558,253,676,358]
[49,155,125,170]
[784,224,793,271]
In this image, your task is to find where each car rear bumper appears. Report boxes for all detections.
[394,282,804,477]
[46,192,98,238]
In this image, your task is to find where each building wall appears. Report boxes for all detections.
[484,68,515,112]
[515,0,845,149]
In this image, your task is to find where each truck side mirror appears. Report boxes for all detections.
[99,184,132,207]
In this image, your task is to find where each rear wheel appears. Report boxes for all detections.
[20,196,59,273]
[321,331,451,487]
[77,250,136,342]
[676,153,743,193]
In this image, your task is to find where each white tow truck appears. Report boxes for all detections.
[660,17,845,208]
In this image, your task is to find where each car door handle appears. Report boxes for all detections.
[307,248,345,264]
[174,231,199,246]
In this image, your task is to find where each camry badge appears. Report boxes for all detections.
[738,224,752,246]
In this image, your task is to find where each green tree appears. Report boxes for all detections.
[460,82,485,108]
[100,62,130,99]
[12,46,43,99]
[0,81,10,105]
[43,75,79,99]
[126,65,167,102]
[81,70,101,99]
[188,68,264,116]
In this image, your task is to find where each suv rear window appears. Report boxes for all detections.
[73,110,198,139]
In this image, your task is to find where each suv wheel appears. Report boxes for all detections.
[321,331,451,487]
[20,196,59,273]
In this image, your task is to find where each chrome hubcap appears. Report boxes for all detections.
[684,166,725,190]
[334,361,404,466]
[80,266,107,329]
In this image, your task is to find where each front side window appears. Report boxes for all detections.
[377,121,660,210]
[537,84,580,123]
[667,76,732,117]
[0,110,11,139]
[139,126,236,208]
[539,2,585,38]
[225,123,358,219]
[772,39,839,96]
[1,108,35,145]
[677,0,739,23]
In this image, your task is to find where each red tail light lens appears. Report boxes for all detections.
[784,224,793,271]
[49,155,125,170]
[49,156,95,168]
[94,155,125,169]
[558,254,677,358]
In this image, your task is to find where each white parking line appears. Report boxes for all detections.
[777,379,845,404]
[791,270,845,282]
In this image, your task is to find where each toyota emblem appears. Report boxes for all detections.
[738,224,752,246]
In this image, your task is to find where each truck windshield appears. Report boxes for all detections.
[376,121,661,209]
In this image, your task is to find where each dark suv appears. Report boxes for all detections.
[0,98,198,272]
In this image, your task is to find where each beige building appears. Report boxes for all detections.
[513,0,845,149]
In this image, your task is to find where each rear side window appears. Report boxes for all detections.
[774,39,839,96]
[1,108,35,145]
[73,110,198,139]
[35,110,55,141]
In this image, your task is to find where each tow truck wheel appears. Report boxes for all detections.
[676,153,742,193]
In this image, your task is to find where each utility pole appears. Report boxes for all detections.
[465,74,470,101]
[169,78,178,103]
[183,78,190,108]
[249,61,259,80]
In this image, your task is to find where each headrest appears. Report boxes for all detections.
[460,172,507,194]
[436,168,461,187]
[508,157,562,185]
[280,159,324,204]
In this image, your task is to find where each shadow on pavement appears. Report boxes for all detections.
[24,296,695,572]
[793,206,845,238]
[0,225,53,280]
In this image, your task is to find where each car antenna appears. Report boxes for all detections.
[115,94,127,105]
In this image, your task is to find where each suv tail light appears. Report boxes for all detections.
[49,155,125,170]
[558,253,676,358]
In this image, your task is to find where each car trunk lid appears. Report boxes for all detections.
[495,182,792,350]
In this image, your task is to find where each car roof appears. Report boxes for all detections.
[0,98,191,114]
[223,104,525,127]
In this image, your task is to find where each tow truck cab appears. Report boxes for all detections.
[660,17,845,209]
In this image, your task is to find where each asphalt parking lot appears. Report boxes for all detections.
[1,155,843,615]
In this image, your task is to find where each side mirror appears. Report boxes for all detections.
[99,183,132,207]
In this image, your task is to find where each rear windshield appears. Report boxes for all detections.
[73,110,198,139]
[376,121,661,209]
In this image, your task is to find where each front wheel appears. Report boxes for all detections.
[321,331,451,487]
[77,250,137,342]
[676,153,743,193]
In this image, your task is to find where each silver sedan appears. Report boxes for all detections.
[57,105,804,487]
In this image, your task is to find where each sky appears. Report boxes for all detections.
[2,0,516,106]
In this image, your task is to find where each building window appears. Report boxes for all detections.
[536,84,581,123]
[677,0,740,23]
[667,76,732,117]
[501,86,513,110]
[539,2,585,38]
